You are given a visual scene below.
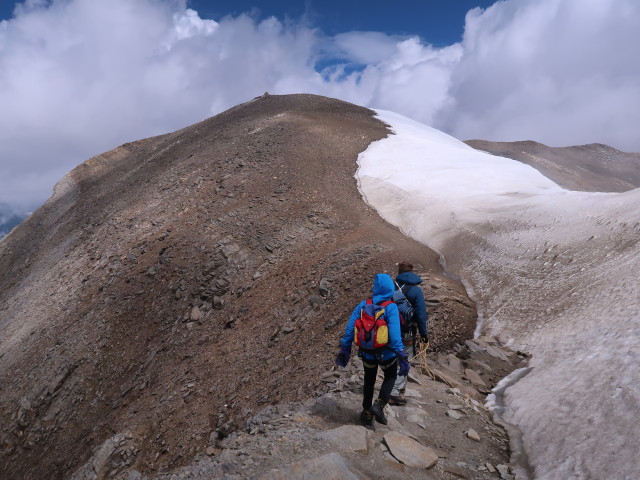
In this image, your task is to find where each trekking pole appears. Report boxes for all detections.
[411,326,417,359]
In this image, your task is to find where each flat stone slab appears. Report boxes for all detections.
[465,340,484,353]
[478,335,498,345]
[263,452,363,480]
[446,409,464,420]
[383,431,438,469]
[445,353,463,373]
[319,425,369,453]
[407,370,433,387]
[404,387,422,398]
[406,414,428,429]
[463,369,487,388]
[385,405,398,419]
[404,406,428,417]
[484,345,510,361]
[443,464,471,479]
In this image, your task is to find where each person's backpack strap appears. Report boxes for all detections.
[369,299,393,307]
[397,281,412,294]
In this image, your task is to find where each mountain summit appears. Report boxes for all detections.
[0,94,477,478]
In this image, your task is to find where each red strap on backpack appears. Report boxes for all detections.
[366,299,393,307]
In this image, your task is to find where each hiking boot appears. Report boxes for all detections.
[360,409,374,430]
[370,401,388,425]
[388,394,408,406]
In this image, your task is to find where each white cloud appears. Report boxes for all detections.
[330,31,398,64]
[439,0,640,149]
[0,0,638,209]
[169,8,218,43]
[0,0,321,207]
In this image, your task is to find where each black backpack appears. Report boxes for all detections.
[393,282,415,332]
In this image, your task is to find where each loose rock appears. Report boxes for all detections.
[383,431,438,469]
[466,428,480,442]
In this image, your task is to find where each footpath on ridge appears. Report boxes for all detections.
[72,330,528,480]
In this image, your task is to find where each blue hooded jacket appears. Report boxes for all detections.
[396,271,428,337]
[340,273,404,362]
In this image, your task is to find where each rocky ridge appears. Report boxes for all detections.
[71,335,527,480]
[0,94,481,479]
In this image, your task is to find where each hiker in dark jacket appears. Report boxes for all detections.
[335,273,409,428]
[389,261,428,406]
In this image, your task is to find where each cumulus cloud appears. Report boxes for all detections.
[0,0,638,209]
[439,0,640,149]
[0,0,321,207]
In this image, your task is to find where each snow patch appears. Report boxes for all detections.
[357,109,640,480]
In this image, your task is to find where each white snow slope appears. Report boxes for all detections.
[358,110,640,480]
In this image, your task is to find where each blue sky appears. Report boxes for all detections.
[1,0,639,211]
[186,1,497,45]
[0,1,496,45]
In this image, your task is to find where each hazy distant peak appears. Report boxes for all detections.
[465,139,640,193]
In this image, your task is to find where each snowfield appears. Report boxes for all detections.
[358,110,640,480]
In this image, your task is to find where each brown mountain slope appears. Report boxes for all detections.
[0,94,476,479]
[465,139,640,192]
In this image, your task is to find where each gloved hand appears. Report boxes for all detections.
[397,350,410,377]
[335,345,351,368]
[419,334,429,344]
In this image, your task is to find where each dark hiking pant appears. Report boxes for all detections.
[362,356,398,411]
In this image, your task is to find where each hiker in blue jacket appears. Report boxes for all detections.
[389,261,429,406]
[335,273,409,428]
